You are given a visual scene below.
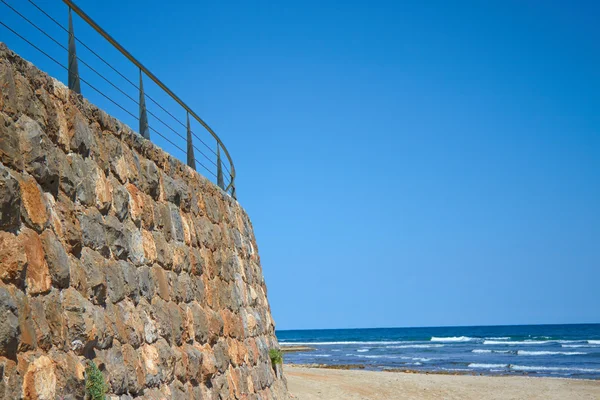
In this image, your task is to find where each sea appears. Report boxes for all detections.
[277,324,600,380]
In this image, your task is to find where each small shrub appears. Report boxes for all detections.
[85,361,107,400]
[269,348,283,366]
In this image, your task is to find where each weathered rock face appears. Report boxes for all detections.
[0,42,288,400]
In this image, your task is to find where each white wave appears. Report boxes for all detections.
[355,355,387,359]
[588,340,600,345]
[469,363,508,369]
[413,362,422,366]
[356,348,369,353]
[484,339,585,346]
[413,357,432,362]
[484,340,552,345]
[517,351,587,356]
[386,344,444,349]
[486,337,510,340]
[431,336,475,342]
[314,355,331,357]
[280,341,410,346]
[472,349,511,354]
[352,354,425,360]
[562,344,599,348]
[439,368,472,372]
[511,365,600,373]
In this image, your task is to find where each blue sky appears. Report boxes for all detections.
[2,0,598,330]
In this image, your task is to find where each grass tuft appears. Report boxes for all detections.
[269,348,283,366]
[85,360,107,400]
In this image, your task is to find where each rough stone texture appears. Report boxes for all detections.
[0,42,288,399]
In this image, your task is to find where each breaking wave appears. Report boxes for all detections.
[280,341,409,346]
[472,349,512,354]
[517,351,587,356]
[431,336,475,342]
[469,363,507,369]
[386,344,444,349]
[511,365,600,373]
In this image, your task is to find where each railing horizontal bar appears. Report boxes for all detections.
[25,0,223,165]
[62,0,236,190]
[3,0,225,172]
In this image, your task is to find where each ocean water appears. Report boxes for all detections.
[277,324,600,380]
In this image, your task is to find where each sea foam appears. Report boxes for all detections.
[517,351,586,356]
[472,349,511,354]
[430,336,475,342]
[280,341,409,346]
[386,344,444,349]
[511,365,600,373]
[484,340,552,345]
[468,363,507,369]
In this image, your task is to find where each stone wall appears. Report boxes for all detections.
[0,42,288,400]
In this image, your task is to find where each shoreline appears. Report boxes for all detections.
[285,365,600,399]
[285,362,600,381]
[280,346,317,353]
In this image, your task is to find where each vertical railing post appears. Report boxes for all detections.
[186,112,196,170]
[67,7,81,93]
[139,69,150,139]
[217,145,225,190]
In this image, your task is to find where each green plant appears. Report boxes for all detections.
[269,348,283,366]
[85,361,107,400]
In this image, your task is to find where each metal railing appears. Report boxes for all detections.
[0,0,236,198]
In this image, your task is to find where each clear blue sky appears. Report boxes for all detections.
[2,0,598,330]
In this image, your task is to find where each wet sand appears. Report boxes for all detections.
[286,365,600,400]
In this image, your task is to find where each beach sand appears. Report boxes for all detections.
[286,366,600,399]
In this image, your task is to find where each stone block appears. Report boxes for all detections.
[119,260,139,304]
[21,227,51,295]
[0,163,20,231]
[106,260,126,304]
[125,183,144,225]
[40,229,70,288]
[0,286,19,359]
[80,247,107,305]
[18,174,49,233]
[16,115,61,196]
[152,231,172,269]
[114,299,143,349]
[0,230,26,286]
[79,208,109,256]
[69,109,96,157]
[29,296,51,351]
[121,343,145,395]
[21,354,57,400]
[141,230,156,264]
[111,178,130,221]
[105,215,129,260]
[141,160,160,200]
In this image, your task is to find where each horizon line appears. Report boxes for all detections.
[276,321,600,332]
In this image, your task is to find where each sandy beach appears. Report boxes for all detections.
[286,366,600,400]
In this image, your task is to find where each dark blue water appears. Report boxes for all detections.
[277,324,600,379]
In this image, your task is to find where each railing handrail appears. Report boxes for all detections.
[62,0,236,195]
